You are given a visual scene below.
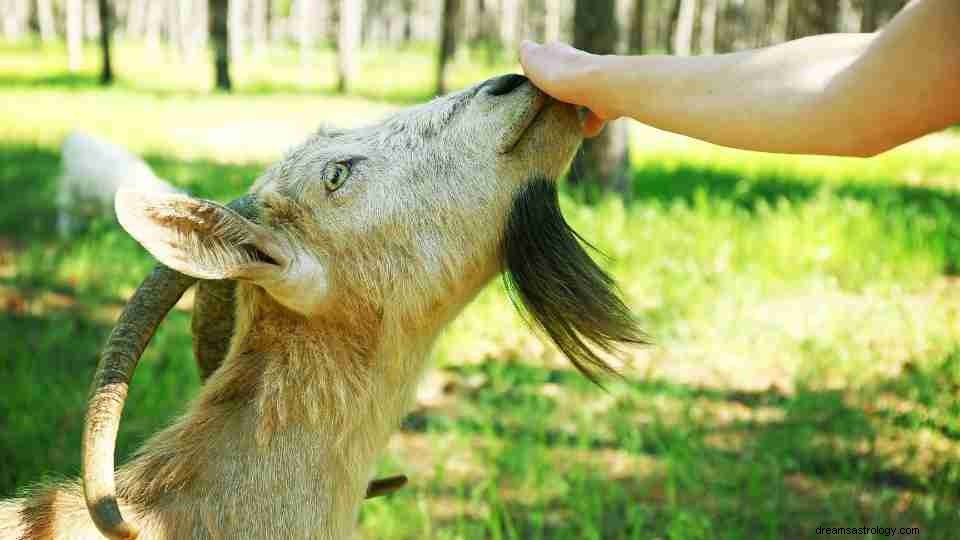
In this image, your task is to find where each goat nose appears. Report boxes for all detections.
[486,74,529,96]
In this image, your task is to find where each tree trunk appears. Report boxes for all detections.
[788,0,838,39]
[500,0,517,49]
[544,0,560,43]
[627,0,644,53]
[209,0,231,91]
[125,0,146,38]
[571,0,630,195]
[37,0,56,41]
[671,0,695,56]
[337,0,361,93]
[98,0,113,84]
[436,0,461,95]
[67,0,84,70]
[860,0,906,32]
[698,0,717,54]
[229,0,247,61]
[251,0,267,55]
[764,0,789,45]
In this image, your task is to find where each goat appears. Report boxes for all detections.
[56,131,179,238]
[0,74,645,539]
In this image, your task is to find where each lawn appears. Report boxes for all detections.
[3,41,960,539]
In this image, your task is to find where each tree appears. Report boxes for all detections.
[628,0,645,54]
[97,0,113,84]
[672,0,696,56]
[67,0,84,71]
[570,0,630,195]
[699,0,718,54]
[788,0,838,39]
[210,0,231,91]
[37,0,57,42]
[436,0,461,95]
[861,0,907,32]
[337,0,362,93]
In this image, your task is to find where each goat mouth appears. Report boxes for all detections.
[496,91,549,154]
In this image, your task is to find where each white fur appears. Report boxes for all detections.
[56,131,180,237]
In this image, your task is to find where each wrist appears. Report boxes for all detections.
[585,54,627,120]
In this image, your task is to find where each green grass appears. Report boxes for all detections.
[3,41,960,538]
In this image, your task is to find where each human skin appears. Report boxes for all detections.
[520,0,960,156]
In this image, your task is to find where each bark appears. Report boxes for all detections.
[571,0,630,195]
[98,0,113,84]
[37,0,56,41]
[699,0,717,54]
[67,0,84,70]
[436,0,461,95]
[671,0,696,56]
[337,0,362,93]
[544,0,560,43]
[229,0,247,61]
[251,0,267,55]
[126,0,147,38]
[628,0,644,53]
[860,0,907,32]
[764,0,789,45]
[209,0,231,91]
[788,0,838,39]
[500,0,517,49]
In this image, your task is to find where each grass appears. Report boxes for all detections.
[3,41,960,538]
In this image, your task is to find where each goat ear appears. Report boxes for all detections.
[116,190,288,281]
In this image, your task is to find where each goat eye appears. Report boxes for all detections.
[324,162,351,192]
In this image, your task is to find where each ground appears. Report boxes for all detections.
[2,41,960,539]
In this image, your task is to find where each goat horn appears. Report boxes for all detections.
[82,263,196,539]
[82,196,259,539]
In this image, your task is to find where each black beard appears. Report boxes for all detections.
[502,178,647,385]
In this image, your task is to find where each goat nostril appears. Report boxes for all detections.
[486,74,529,96]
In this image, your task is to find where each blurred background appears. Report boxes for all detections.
[2,1,960,538]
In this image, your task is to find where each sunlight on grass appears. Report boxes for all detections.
[3,42,960,539]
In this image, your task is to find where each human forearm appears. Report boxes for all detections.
[593,34,875,155]
[520,0,960,157]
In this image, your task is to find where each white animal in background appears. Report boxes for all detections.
[57,131,180,237]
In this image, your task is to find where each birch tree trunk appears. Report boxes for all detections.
[98,0,113,84]
[544,0,560,43]
[229,0,247,61]
[671,0,696,56]
[209,0,231,90]
[436,0,460,95]
[571,0,630,195]
[628,0,644,53]
[67,0,84,70]
[699,0,717,54]
[251,0,267,55]
[37,0,57,41]
[337,0,362,93]
[499,0,517,50]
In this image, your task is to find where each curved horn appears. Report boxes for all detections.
[82,264,195,539]
[82,196,259,539]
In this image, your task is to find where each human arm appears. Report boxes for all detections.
[520,0,960,156]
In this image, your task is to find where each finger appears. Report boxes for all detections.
[583,112,607,138]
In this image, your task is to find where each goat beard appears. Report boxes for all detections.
[502,178,647,385]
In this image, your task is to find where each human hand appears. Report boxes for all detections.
[519,40,613,138]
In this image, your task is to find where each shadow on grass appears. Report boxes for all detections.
[0,307,197,499]
[625,161,960,272]
[397,354,960,539]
